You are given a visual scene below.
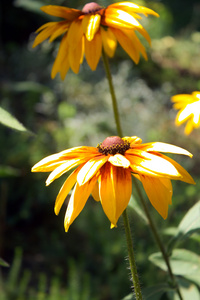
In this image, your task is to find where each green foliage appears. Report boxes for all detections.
[0,106,28,132]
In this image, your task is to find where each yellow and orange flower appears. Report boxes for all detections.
[32,2,158,79]
[171,91,200,135]
[32,136,194,231]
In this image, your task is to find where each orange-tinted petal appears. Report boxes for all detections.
[111,28,139,63]
[101,27,117,57]
[82,13,101,41]
[84,30,102,70]
[64,176,97,231]
[103,8,143,29]
[77,155,108,185]
[40,5,81,21]
[54,165,82,215]
[140,175,172,219]
[99,163,132,227]
[91,181,100,202]
[51,33,69,79]
[33,22,62,48]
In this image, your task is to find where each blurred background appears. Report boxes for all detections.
[0,0,200,299]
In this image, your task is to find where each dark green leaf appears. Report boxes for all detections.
[0,106,28,132]
[0,165,20,177]
[149,249,200,276]
[167,201,200,252]
[0,257,9,267]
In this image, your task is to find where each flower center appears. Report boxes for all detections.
[97,136,130,155]
[82,2,102,14]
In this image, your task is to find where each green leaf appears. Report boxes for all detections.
[167,278,200,300]
[0,165,20,177]
[128,194,148,224]
[122,284,173,300]
[149,249,200,276]
[0,106,28,132]
[0,257,9,267]
[167,201,200,252]
[11,81,51,93]
[14,0,45,16]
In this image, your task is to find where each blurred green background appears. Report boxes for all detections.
[0,0,200,299]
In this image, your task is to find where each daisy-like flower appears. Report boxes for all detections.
[32,136,195,231]
[32,2,159,79]
[171,91,200,135]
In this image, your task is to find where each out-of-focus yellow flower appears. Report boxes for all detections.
[32,2,159,79]
[32,136,194,231]
[171,91,200,135]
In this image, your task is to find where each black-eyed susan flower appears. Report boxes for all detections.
[171,91,200,135]
[32,2,159,79]
[32,136,195,231]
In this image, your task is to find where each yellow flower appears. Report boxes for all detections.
[171,91,200,135]
[32,136,195,231]
[32,2,159,79]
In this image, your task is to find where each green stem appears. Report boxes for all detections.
[102,50,123,137]
[123,210,143,300]
[102,51,143,300]
[132,178,184,300]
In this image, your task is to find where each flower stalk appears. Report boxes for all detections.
[102,51,143,299]
[102,51,183,300]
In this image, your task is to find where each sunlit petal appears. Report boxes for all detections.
[82,14,101,41]
[108,154,130,168]
[101,27,117,57]
[64,176,97,231]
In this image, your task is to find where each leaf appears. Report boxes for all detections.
[128,194,148,224]
[122,284,173,300]
[0,257,9,267]
[0,165,20,177]
[167,278,200,300]
[167,201,200,252]
[149,249,200,276]
[11,81,51,93]
[0,106,28,132]
[14,0,45,16]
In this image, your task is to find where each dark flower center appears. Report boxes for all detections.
[97,136,130,155]
[82,2,102,14]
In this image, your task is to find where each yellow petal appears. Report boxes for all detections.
[46,157,87,186]
[101,27,117,57]
[54,166,82,215]
[161,154,195,185]
[184,119,194,135]
[40,5,81,21]
[64,176,97,232]
[91,181,100,202]
[103,8,143,29]
[99,163,132,226]
[77,156,108,185]
[82,14,101,41]
[49,22,69,42]
[140,175,172,219]
[33,22,61,48]
[111,28,139,63]
[51,33,69,79]
[84,31,102,70]
[108,154,130,168]
[126,151,182,179]
[108,2,159,18]
[141,142,193,157]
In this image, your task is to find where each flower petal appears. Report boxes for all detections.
[101,27,117,57]
[91,181,100,202]
[111,28,140,63]
[33,22,62,48]
[84,31,102,70]
[140,142,193,157]
[140,175,172,219]
[67,20,84,73]
[108,154,130,168]
[126,151,182,179]
[108,2,159,17]
[40,5,81,21]
[160,154,195,184]
[103,8,143,29]
[51,33,69,79]
[82,13,101,41]
[64,176,97,231]
[46,157,88,186]
[99,163,132,227]
[54,165,82,215]
[77,155,108,185]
